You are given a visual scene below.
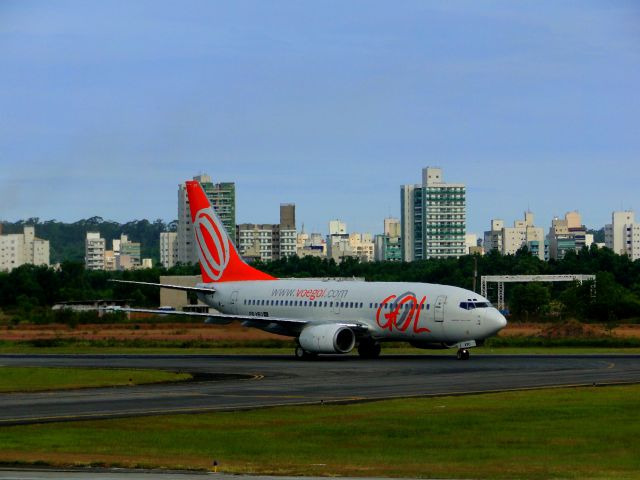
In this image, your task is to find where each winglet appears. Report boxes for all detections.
[185,180,276,283]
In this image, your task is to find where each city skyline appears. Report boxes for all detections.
[1,1,638,236]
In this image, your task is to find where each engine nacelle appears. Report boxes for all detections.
[298,324,356,354]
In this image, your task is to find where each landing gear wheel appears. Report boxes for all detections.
[456,348,470,360]
[294,346,317,360]
[358,340,381,359]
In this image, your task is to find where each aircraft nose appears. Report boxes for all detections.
[494,310,507,330]
[486,308,507,333]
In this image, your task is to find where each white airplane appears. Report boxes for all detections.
[113,180,507,360]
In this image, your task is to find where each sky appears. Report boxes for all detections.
[1,1,639,236]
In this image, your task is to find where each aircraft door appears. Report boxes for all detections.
[230,290,239,314]
[433,295,446,322]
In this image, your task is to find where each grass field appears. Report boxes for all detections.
[1,385,639,478]
[0,367,191,392]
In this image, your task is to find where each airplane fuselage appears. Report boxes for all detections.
[197,279,507,346]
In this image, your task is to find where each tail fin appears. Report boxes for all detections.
[186,180,275,283]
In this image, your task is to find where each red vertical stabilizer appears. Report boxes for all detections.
[185,180,276,283]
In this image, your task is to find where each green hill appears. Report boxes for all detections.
[0,217,177,264]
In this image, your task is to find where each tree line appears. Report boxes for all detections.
[1,245,639,323]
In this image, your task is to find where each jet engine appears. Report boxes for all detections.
[298,324,356,354]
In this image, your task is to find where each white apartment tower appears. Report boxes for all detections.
[160,231,178,268]
[0,225,50,272]
[605,211,640,261]
[85,232,106,270]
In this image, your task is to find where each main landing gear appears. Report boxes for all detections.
[294,346,317,360]
[357,340,381,359]
[456,348,470,360]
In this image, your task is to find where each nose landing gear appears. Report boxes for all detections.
[456,348,470,360]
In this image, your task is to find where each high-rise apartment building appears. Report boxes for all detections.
[401,167,466,261]
[547,211,590,260]
[177,174,236,265]
[85,232,106,270]
[605,211,640,261]
[160,231,178,268]
[236,204,297,262]
[0,225,50,272]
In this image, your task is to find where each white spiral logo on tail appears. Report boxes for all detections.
[193,207,230,281]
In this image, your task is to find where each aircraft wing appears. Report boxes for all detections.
[109,279,216,294]
[102,306,370,332]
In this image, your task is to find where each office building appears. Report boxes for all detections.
[178,174,236,265]
[401,167,466,261]
[160,231,178,268]
[85,232,106,270]
[0,225,50,272]
[547,211,590,260]
[605,211,640,261]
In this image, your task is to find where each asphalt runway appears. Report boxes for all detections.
[1,353,640,425]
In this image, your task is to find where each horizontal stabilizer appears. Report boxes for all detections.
[109,279,215,294]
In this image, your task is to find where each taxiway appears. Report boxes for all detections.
[1,354,639,425]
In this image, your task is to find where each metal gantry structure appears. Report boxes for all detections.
[480,274,596,311]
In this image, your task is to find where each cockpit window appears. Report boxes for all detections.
[460,301,491,310]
